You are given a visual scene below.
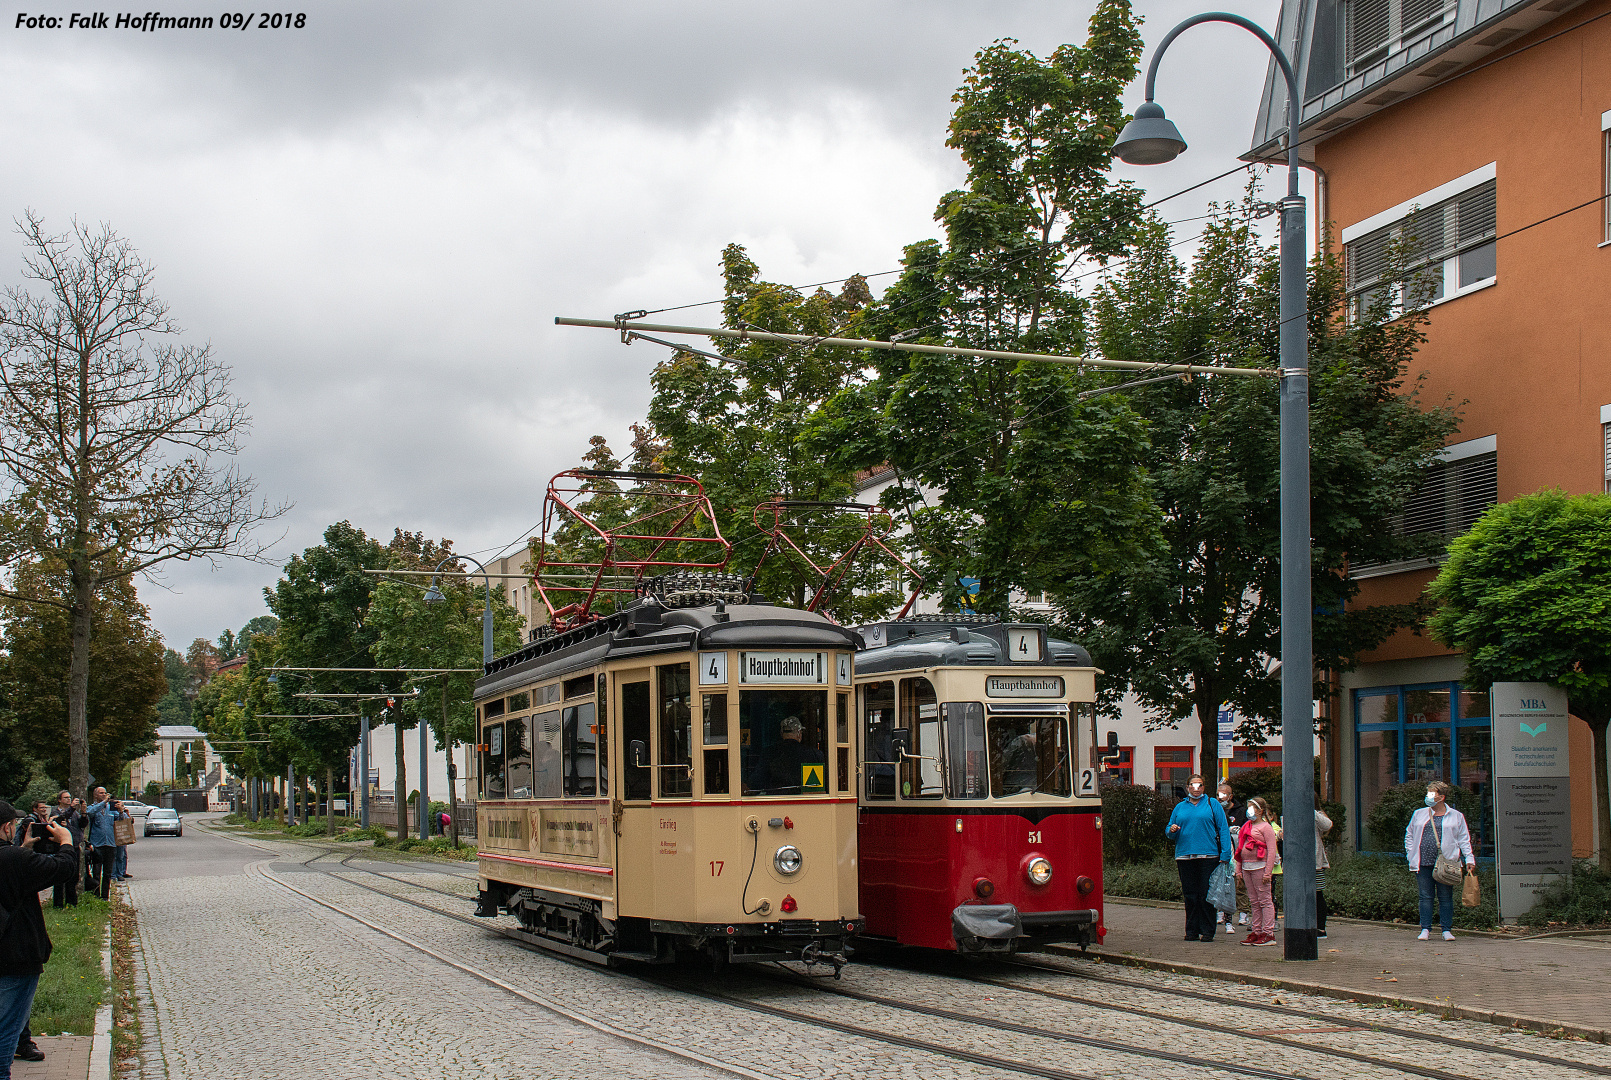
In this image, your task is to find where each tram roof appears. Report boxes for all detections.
[852,616,1092,675]
[475,599,862,700]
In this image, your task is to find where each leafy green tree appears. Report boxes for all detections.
[1427,490,1611,870]
[0,215,283,798]
[156,648,191,726]
[645,249,902,621]
[0,555,165,790]
[1056,199,1460,776]
[807,9,1159,614]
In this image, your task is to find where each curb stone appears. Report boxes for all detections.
[87,900,113,1080]
[1047,943,1611,1043]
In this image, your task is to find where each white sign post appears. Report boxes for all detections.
[1491,682,1573,922]
[1216,704,1236,768]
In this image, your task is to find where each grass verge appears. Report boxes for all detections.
[31,895,110,1036]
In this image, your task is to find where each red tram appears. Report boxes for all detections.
[852,615,1104,953]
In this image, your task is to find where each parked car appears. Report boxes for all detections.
[144,807,182,837]
[119,800,154,820]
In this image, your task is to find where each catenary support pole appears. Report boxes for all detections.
[359,718,371,829]
[419,706,430,841]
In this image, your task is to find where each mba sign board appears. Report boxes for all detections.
[1491,682,1572,921]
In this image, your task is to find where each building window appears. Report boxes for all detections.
[1345,0,1455,76]
[1602,405,1611,493]
[1099,746,1134,785]
[1153,746,1194,797]
[1353,682,1492,856]
[1347,178,1496,318]
[1603,115,1611,243]
[1229,746,1282,773]
[1351,435,1497,577]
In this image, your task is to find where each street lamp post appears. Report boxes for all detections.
[1113,12,1317,960]
[423,554,496,847]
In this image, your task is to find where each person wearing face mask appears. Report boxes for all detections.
[0,799,79,1080]
[1404,781,1475,940]
[1215,783,1248,935]
[1234,796,1280,945]
[1165,773,1233,942]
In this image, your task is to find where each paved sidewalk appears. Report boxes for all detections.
[11,1035,91,1080]
[1074,897,1611,1039]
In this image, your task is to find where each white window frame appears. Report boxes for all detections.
[1602,111,1611,247]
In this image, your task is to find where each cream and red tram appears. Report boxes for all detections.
[472,578,862,971]
[853,615,1105,953]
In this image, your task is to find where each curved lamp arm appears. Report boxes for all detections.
[1142,12,1301,193]
[424,554,495,665]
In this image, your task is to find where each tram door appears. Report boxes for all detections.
[614,673,653,913]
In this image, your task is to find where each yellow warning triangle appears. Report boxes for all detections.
[802,763,825,789]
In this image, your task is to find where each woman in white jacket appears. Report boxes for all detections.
[1403,780,1476,941]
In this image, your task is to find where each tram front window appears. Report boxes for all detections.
[740,689,829,796]
[988,716,1072,797]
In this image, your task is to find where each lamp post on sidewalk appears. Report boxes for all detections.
[423,554,497,847]
[1112,11,1317,961]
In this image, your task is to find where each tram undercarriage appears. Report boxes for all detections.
[478,882,853,974]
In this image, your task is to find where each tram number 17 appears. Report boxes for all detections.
[709,861,725,876]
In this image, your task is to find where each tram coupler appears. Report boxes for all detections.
[474,889,499,918]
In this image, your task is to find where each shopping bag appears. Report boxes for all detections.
[1461,868,1480,908]
[113,816,136,846]
[1207,862,1236,913]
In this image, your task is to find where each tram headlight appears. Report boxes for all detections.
[1026,856,1053,886]
[774,845,803,875]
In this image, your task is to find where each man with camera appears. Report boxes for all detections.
[0,799,78,1078]
[83,788,126,901]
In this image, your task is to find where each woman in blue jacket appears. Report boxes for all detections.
[1166,773,1234,941]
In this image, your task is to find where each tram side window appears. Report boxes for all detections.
[988,716,1072,798]
[622,681,651,801]
[942,702,987,799]
[703,694,729,795]
[836,692,850,793]
[658,664,693,798]
[532,709,562,798]
[863,681,896,800]
[562,702,598,797]
[596,674,608,796]
[505,716,532,799]
[482,721,506,801]
[899,677,942,799]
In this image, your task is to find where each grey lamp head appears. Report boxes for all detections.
[422,579,447,606]
[1112,101,1187,165]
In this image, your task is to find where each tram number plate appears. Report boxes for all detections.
[1028,831,1042,844]
[709,860,724,876]
[1077,768,1098,796]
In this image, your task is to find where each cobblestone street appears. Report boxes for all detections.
[115,823,1611,1080]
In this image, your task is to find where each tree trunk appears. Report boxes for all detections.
[1195,687,1218,788]
[395,721,407,838]
[67,571,95,798]
[326,767,336,836]
[1594,715,1610,873]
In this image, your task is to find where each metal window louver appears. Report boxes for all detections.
[1346,0,1454,69]
[1603,423,1610,491]
[1350,452,1498,575]
[1345,180,1496,301]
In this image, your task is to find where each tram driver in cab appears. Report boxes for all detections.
[744,715,826,795]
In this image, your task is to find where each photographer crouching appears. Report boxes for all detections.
[0,799,79,1079]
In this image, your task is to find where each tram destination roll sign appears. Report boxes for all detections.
[739,652,826,684]
[1490,682,1573,921]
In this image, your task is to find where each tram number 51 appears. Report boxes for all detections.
[1077,768,1097,795]
[709,861,725,876]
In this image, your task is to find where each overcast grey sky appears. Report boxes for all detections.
[0,0,1295,651]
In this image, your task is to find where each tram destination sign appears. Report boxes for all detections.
[739,651,826,684]
[986,675,1064,698]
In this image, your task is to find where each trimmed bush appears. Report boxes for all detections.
[1100,782,1173,865]
[1521,861,1611,929]
[1365,781,1480,854]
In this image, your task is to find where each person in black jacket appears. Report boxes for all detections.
[0,800,78,1080]
[47,794,82,910]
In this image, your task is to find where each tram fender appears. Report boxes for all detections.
[952,903,1022,952]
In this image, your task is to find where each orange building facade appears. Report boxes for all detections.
[1248,0,1609,856]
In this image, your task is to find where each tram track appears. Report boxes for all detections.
[205,827,1609,1080]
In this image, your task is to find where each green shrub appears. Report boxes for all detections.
[1228,767,1283,807]
[1365,781,1480,854]
[1100,782,1173,865]
[1104,855,1182,901]
[1521,861,1611,928]
[332,825,388,843]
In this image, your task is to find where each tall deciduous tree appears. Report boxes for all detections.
[0,214,285,797]
[0,555,164,788]
[1057,198,1460,776]
[808,10,1160,614]
[1427,490,1611,870]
